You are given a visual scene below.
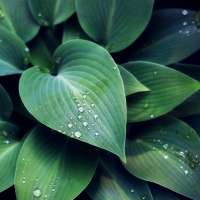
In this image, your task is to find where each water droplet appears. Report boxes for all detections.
[184,169,189,175]
[74,131,81,138]
[184,135,191,140]
[183,21,187,26]
[150,114,154,118]
[91,103,95,107]
[33,189,42,197]
[88,109,92,113]
[2,131,8,137]
[94,114,98,119]
[113,66,117,70]
[95,132,99,136]
[68,123,73,128]
[154,71,157,75]
[0,8,5,19]
[79,107,84,113]
[25,47,29,52]
[163,144,169,149]
[60,125,63,129]
[92,123,94,126]
[23,57,29,65]
[78,115,82,119]
[176,151,186,158]
[83,121,88,127]
[182,10,188,15]
[44,195,48,199]
[4,139,9,144]
[130,189,134,193]
[22,180,25,184]
[164,155,168,159]
[38,13,42,17]
[142,196,146,200]
[83,94,87,99]
[36,178,39,181]
[143,103,149,109]
[55,57,61,64]
[52,188,55,192]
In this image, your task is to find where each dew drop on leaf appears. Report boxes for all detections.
[184,169,189,175]
[95,132,99,136]
[163,144,169,149]
[4,139,9,144]
[182,10,188,15]
[78,115,82,119]
[130,189,134,193]
[143,103,149,109]
[91,103,95,107]
[68,123,73,128]
[94,114,98,119]
[83,121,88,127]
[164,155,169,159]
[74,131,81,138]
[79,107,84,113]
[23,57,29,65]
[33,189,42,197]
[25,47,29,52]
[150,114,154,118]
[183,21,187,26]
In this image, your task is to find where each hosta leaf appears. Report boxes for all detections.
[128,9,200,65]
[123,116,200,200]
[0,0,40,42]
[19,40,126,161]
[0,121,21,192]
[28,29,59,69]
[0,85,12,120]
[149,184,179,200]
[76,0,154,52]
[118,65,150,96]
[0,27,29,76]
[86,152,153,200]
[122,62,200,122]
[14,125,99,200]
[29,0,75,26]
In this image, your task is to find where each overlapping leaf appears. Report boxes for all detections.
[123,62,200,122]
[0,121,21,192]
[0,85,12,120]
[19,40,126,161]
[86,152,153,200]
[0,0,39,42]
[29,0,75,26]
[128,9,200,65]
[76,0,154,52]
[0,27,29,76]
[123,116,200,200]
[14,125,99,200]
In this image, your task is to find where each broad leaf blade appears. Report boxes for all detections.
[29,0,75,26]
[76,0,154,52]
[118,65,150,96]
[14,125,99,200]
[86,152,153,200]
[0,85,12,120]
[0,121,21,192]
[129,9,200,65]
[0,27,29,76]
[0,0,40,42]
[124,116,200,200]
[123,61,200,122]
[19,40,126,161]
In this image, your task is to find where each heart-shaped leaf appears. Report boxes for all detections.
[128,9,200,65]
[76,0,154,52]
[123,116,200,200]
[118,65,150,96]
[0,0,40,42]
[86,152,153,200]
[14,125,99,200]
[0,121,21,192]
[0,85,12,120]
[0,27,30,76]
[19,39,126,161]
[122,61,200,122]
[29,0,75,26]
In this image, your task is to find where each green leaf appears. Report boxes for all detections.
[118,65,150,96]
[28,29,59,69]
[0,27,30,76]
[29,0,75,26]
[123,116,200,200]
[14,125,99,200]
[0,121,21,192]
[62,16,93,43]
[0,0,40,42]
[19,40,126,161]
[0,85,12,120]
[76,0,154,52]
[86,152,153,200]
[123,61,200,122]
[128,9,200,65]
[149,184,180,200]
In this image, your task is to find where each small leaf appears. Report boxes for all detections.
[129,9,200,65]
[19,40,126,161]
[0,27,29,76]
[14,125,99,200]
[123,61,200,122]
[86,152,153,200]
[123,116,200,200]
[76,0,154,52]
[0,0,40,42]
[118,65,150,96]
[29,0,75,26]
[0,121,21,192]
[0,85,12,120]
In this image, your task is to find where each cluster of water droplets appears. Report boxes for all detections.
[1,130,13,144]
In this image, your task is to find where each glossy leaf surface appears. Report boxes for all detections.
[15,125,99,200]
[124,116,200,200]
[19,40,126,161]
[76,0,154,52]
